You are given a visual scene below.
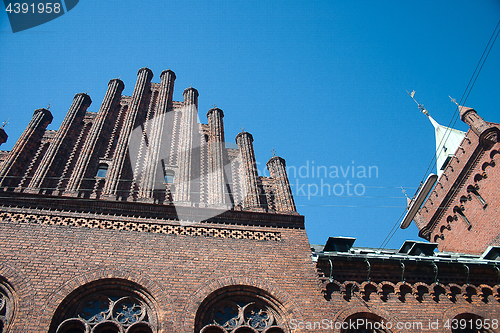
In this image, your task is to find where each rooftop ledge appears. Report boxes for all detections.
[0,190,304,229]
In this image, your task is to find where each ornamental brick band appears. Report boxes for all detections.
[0,211,281,241]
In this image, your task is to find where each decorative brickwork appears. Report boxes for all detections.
[64,79,124,197]
[235,132,262,211]
[0,211,281,241]
[266,156,296,213]
[0,108,52,191]
[314,241,500,332]
[0,68,295,216]
[103,67,153,200]
[207,107,231,208]
[26,93,91,194]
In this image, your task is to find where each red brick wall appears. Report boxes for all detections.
[0,200,324,333]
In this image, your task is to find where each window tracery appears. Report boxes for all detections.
[200,300,283,333]
[55,295,153,333]
[196,288,286,333]
[0,281,14,333]
[49,280,157,333]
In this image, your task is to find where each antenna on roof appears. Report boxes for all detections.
[1,119,9,129]
[407,90,429,116]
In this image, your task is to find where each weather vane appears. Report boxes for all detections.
[271,147,276,157]
[47,102,52,110]
[240,125,245,133]
[407,90,429,116]
[1,119,9,129]
[449,96,459,106]
[212,103,217,109]
[401,186,408,200]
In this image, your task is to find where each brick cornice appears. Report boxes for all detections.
[0,191,304,229]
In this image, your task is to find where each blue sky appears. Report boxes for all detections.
[1,1,499,249]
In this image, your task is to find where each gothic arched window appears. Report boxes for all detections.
[49,279,157,333]
[195,286,286,333]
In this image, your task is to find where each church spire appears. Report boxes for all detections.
[408,91,465,177]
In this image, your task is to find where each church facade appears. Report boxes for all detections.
[0,68,499,333]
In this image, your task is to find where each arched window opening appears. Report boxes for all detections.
[341,312,389,333]
[49,279,157,333]
[264,328,285,333]
[92,321,120,333]
[234,328,257,333]
[127,322,154,333]
[164,170,175,184]
[195,286,287,333]
[451,313,492,333]
[96,163,108,178]
[55,319,86,333]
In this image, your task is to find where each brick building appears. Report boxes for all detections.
[411,106,500,255]
[0,68,499,333]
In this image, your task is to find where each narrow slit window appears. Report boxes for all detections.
[164,170,175,184]
[467,185,487,208]
[454,206,472,230]
[96,163,108,178]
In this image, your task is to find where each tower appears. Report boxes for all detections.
[64,79,124,197]
[235,131,263,211]
[0,108,52,190]
[26,93,91,194]
[206,107,231,208]
[266,155,296,213]
[411,106,500,254]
